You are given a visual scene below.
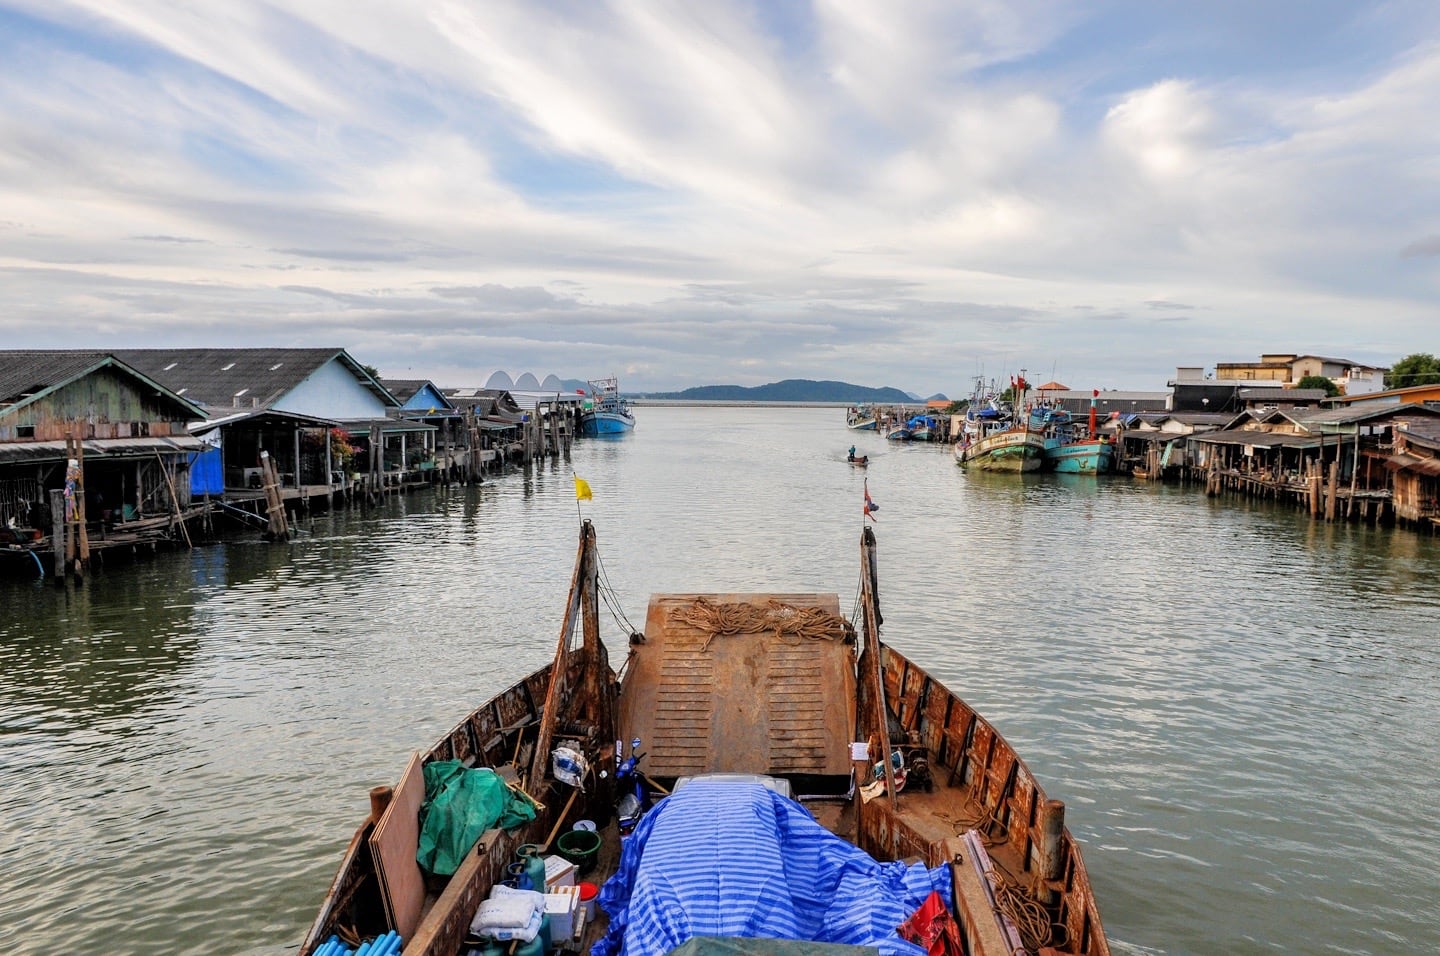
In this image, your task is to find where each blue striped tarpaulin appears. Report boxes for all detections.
[591,779,950,956]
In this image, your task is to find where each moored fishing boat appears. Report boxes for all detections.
[300,522,1109,956]
[956,427,1047,472]
[846,406,879,431]
[579,377,635,436]
[1043,437,1114,474]
[906,415,939,442]
[1039,391,1113,474]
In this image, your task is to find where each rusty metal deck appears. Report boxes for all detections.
[616,593,857,779]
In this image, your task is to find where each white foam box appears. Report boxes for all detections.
[545,885,581,942]
[543,854,576,889]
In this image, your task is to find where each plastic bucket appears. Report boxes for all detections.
[555,828,602,874]
[578,880,599,920]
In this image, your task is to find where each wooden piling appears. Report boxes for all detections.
[49,488,66,580]
[368,424,383,502]
[260,450,290,541]
[1325,461,1339,522]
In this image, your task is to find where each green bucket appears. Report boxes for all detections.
[555,827,602,874]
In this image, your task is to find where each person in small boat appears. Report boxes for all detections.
[848,445,857,462]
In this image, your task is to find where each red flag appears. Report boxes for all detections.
[863,481,879,521]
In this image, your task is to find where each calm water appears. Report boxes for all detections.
[2,405,1438,956]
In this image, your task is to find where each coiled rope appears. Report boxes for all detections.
[668,597,852,650]
[985,868,1066,952]
[941,794,1064,952]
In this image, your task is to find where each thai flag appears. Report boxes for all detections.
[864,482,879,521]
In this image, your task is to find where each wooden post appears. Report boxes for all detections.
[260,450,289,541]
[1037,799,1066,904]
[369,424,382,501]
[369,785,394,823]
[74,437,90,570]
[64,435,89,580]
[156,453,193,548]
[49,488,66,581]
[1326,460,1339,521]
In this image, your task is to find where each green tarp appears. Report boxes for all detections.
[416,761,538,876]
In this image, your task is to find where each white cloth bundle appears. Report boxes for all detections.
[470,885,546,940]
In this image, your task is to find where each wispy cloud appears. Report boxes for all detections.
[1,1,1437,393]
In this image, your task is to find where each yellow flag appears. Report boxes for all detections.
[574,475,593,501]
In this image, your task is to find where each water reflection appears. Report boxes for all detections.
[1,406,1438,955]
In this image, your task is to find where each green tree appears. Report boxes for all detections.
[1296,375,1340,397]
[1385,353,1440,389]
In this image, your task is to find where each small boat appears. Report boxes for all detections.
[579,377,636,436]
[885,425,913,441]
[846,406,879,430]
[300,522,1110,956]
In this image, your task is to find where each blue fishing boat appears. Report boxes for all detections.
[1043,436,1115,473]
[579,377,636,436]
[1035,392,1113,473]
[905,414,940,442]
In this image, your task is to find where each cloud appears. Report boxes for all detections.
[1400,235,1440,259]
[0,2,1435,394]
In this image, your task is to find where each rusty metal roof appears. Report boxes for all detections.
[617,593,856,780]
[1191,431,1327,448]
[1385,452,1440,476]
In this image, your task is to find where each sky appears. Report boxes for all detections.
[1,1,1438,397]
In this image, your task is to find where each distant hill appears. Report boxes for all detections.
[640,379,922,403]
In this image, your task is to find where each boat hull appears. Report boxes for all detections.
[1044,439,1115,474]
[847,418,878,431]
[580,411,636,435]
[300,525,1111,956]
[957,430,1046,472]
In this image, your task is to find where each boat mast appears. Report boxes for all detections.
[858,527,898,809]
[527,520,607,794]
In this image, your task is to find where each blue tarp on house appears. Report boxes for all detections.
[188,444,224,496]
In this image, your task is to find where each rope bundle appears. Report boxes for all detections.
[668,597,851,650]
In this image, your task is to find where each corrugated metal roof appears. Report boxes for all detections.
[113,348,396,412]
[1385,452,1440,476]
[0,350,111,405]
[1191,431,1327,448]
[0,350,206,420]
[1239,387,1328,402]
[191,408,338,431]
[0,435,207,465]
[1295,403,1440,426]
[340,417,437,434]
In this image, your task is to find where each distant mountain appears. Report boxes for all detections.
[640,379,919,403]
